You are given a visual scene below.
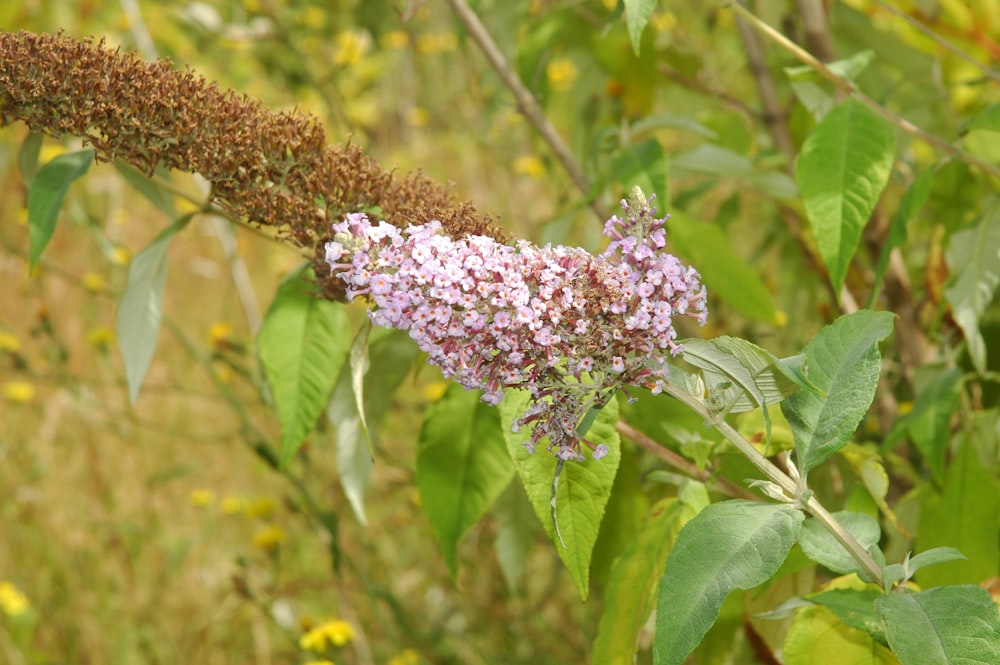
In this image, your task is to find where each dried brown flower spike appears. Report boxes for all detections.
[0,30,505,300]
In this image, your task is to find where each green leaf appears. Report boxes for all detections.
[809,587,886,643]
[624,0,657,55]
[785,50,876,121]
[349,319,374,453]
[500,390,621,600]
[258,265,350,467]
[417,385,515,577]
[944,201,1000,375]
[593,481,708,665]
[868,168,933,309]
[116,215,192,405]
[326,328,418,526]
[781,310,895,473]
[884,366,963,480]
[654,501,804,665]
[18,132,43,189]
[795,99,895,296]
[668,211,776,322]
[672,144,798,200]
[612,139,669,207]
[492,480,538,590]
[964,104,1000,133]
[27,148,95,269]
[785,605,897,665]
[916,435,1000,589]
[114,161,177,218]
[875,586,1000,665]
[799,511,881,578]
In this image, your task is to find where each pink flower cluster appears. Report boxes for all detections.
[324,193,707,461]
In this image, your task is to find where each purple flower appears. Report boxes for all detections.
[323,188,707,461]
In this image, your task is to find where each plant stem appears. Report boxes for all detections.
[726,0,1000,180]
[662,381,885,585]
[443,0,611,221]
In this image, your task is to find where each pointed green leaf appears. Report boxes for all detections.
[350,318,374,452]
[795,99,895,296]
[18,132,43,189]
[876,586,1000,665]
[786,50,876,121]
[916,436,1000,589]
[884,366,963,480]
[669,211,776,322]
[781,310,895,473]
[869,169,933,308]
[944,201,1000,375]
[624,0,657,55]
[799,511,881,578]
[492,480,538,590]
[500,390,621,600]
[114,161,177,218]
[672,144,798,200]
[258,265,350,467]
[417,385,515,577]
[116,215,192,405]
[593,483,707,665]
[612,139,668,207]
[654,501,804,665]
[27,148,95,269]
[785,605,898,665]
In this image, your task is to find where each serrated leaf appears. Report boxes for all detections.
[795,99,895,296]
[612,139,668,206]
[417,385,515,577]
[18,132,43,189]
[500,390,621,600]
[668,211,776,322]
[875,586,1000,665]
[781,310,895,473]
[258,265,350,467]
[116,215,192,405]
[327,328,418,525]
[27,148,95,269]
[593,496,697,664]
[799,511,881,578]
[624,0,657,55]
[785,605,898,665]
[944,201,1000,375]
[654,501,804,665]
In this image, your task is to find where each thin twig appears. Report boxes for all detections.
[616,420,758,501]
[443,0,611,221]
[726,1,1000,180]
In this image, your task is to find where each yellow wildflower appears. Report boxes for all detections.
[110,246,131,266]
[246,496,276,519]
[3,381,35,404]
[546,57,577,92]
[301,6,326,29]
[299,619,355,652]
[333,31,371,66]
[253,525,287,551]
[0,331,21,353]
[86,326,115,350]
[189,489,216,508]
[221,495,244,515]
[209,321,234,349]
[81,272,107,292]
[389,648,420,665]
[415,32,457,55]
[15,206,27,225]
[513,155,546,179]
[419,381,448,402]
[381,30,409,50]
[0,582,29,616]
[773,310,788,329]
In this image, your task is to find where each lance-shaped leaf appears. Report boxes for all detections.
[944,201,1000,375]
[799,511,882,580]
[500,390,621,600]
[795,99,895,297]
[117,215,192,405]
[654,501,804,665]
[258,265,350,467]
[781,310,895,473]
[27,148,95,269]
[875,586,1000,665]
[417,385,515,577]
[624,0,656,55]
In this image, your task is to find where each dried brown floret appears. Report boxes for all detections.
[0,30,507,300]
